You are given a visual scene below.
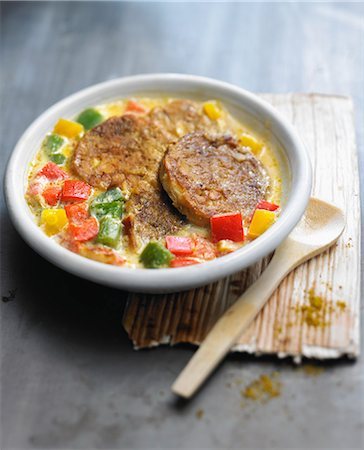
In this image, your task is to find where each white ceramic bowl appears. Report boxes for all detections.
[5,74,311,293]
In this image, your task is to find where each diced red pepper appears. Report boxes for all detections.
[37,162,68,180]
[210,212,244,243]
[170,257,201,268]
[65,200,96,242]
[68,217,99,242]
[42,186,62,206]
[65,203,89,224]
[192,236,217,260]
[61,180,91,203]
[256,201,279,212]
[65,202,98,243]
[165,236,194,256]
[125,100,146,113]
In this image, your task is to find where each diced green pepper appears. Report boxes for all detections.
[91,188,125,246]
[96,217,121,248]
[91,188,124,205]
[43,134,66,165]
[49,153,66,165]
[139,242,174,268]
[90,201,123,220]
[76,108,104,130]
[90,187,125,220]
[44,134,65,152]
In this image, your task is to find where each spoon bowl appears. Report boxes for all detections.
[290,197,345,247]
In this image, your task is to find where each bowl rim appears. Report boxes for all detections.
[4,73,312,293]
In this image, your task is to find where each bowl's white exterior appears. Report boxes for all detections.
[4,74,311,293]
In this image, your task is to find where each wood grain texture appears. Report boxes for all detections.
[122,93,360,360]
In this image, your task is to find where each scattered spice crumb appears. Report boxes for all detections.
[300,365,324,376]
[273,324,283,339]
[336,300,347,311]
[195,408,204,419]
[241,372,281,402]
[293,287,347,328]
[345,237,353,248]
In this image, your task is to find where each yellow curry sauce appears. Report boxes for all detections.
[25,98,283,269]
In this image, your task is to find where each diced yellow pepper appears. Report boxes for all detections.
[248,209,276,239]
[41,209,68,236]
[53,118,84,139]
[239,133,263,154]
[203,101,221,120]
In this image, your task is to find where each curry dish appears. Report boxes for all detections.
[25,98,283,268]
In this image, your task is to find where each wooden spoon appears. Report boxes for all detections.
[172,198,345,398]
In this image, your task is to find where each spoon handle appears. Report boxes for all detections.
[172,243,297,398]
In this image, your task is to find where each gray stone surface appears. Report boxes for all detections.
[1,2,363,449]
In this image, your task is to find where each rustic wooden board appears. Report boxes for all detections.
[122,94,360,360]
